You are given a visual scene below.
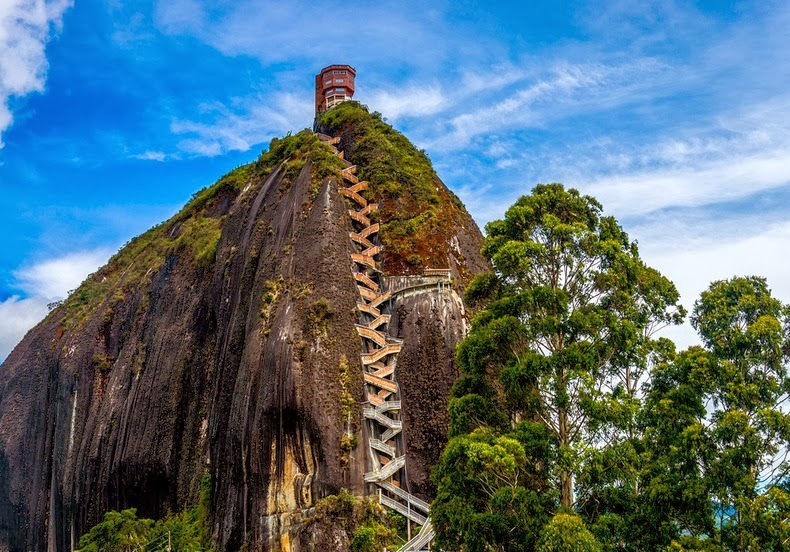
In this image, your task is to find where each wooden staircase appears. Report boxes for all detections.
[316,131,438,551]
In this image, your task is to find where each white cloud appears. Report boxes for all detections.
[154,0,462,68]
[460,65,528,95]
[0,0,73,146]
[0,249,109,362]
[171,92,312,156]
[367,85,446,121]
[585,147,790,217]
[634,216,790,351]
[427,59,669,151]
[0,295,49,361]
[14,249,110,299]
[569,97,790,216]
[132,150,167,161]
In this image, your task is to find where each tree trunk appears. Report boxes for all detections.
[561,470,573,509]
[559,406,573,509]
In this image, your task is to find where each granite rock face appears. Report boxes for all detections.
[0,113,487,551]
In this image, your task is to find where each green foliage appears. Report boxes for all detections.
[338,354,358,465]
[339,354,356,418]
[620,277,790,551]
[57,127,343,331]
[77,509,153,552]
[195,475,213,549]
[259,277,284,326]
[77,477,214,551]
[637,346,716,548]
[537,513,602,552]
[351,522,396,552]
[340,433,358,453]
[77,507,208,551]
[737,486,790,550]
[187,163,254,213]
[255,129,345,190]
[690,277,790,551]
[315,488,358,521]
[148,509,203,551]
[309,298,334,336]
[58,162,244,330]
[435,187,703,550]
[431,426,554,551]
[181,216,223,266]
[663,536,722,551]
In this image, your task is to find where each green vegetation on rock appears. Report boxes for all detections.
[309,489,399,551]
[57,129,344,332]
[58,162,248,330]
[255,129,346,198]
[316,101,470,273]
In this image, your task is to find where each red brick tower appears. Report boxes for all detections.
[315,64,356,114]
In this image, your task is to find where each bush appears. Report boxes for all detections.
[537,513,602,552]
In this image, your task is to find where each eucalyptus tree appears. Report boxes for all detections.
[691,276,790,551]
[639,345,718,549]
[445,184,684,511]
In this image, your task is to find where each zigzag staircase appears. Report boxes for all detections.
[315,132,436,551]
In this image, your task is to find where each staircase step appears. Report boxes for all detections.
[369,290,391,308]
[397,520,434,552]
[364,455,405,482]
[358,286,378,302]
[378,481,430,514]
[360,203,378,216]
[353,270,380,291]
[379,495,427,526]
[369,438,396,457]
[362,245,382,257]
[351,253,378,271]
[356,325,388,347]
[371,363,394,378]
[368,393,383,405]
[361,344,401,365]
[349,209,371,226]
[357,302,381,318]
[366,314,390,329]
[340,187,367,207]
[349,181,369,193]
[350,232,376,251]
[363,371,399,392]
[381,427,401,441]
[363,405,402,428]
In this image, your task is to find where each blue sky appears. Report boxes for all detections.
[1,0,790,359]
